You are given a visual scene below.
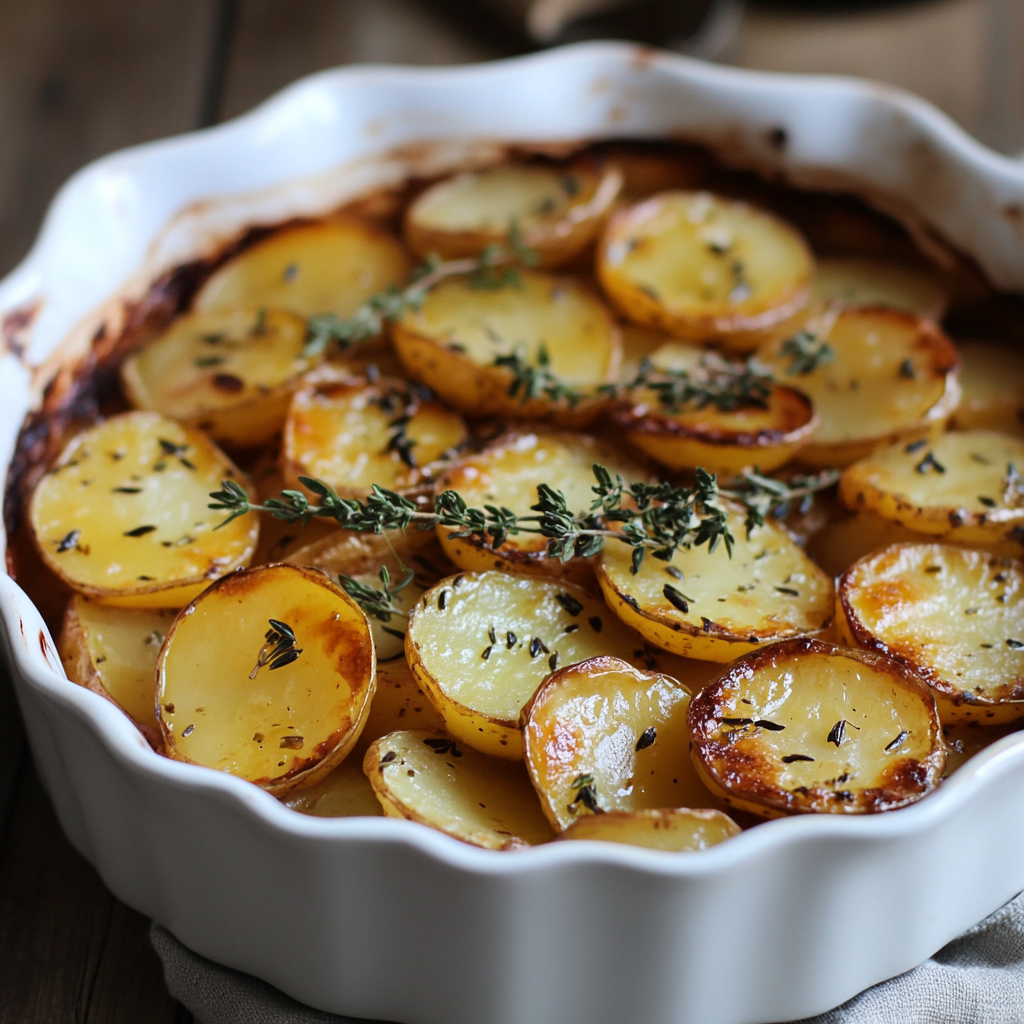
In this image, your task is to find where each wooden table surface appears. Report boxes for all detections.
[0,1,1021,1020]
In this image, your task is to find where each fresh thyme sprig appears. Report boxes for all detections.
[779,329,835,376]
[249,619,302,679]
[721,468,841,537]
[302,222,538,359]
[493,343,583,407]
[337,564,414,634]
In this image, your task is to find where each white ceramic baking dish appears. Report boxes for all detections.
[4,42,1024,1024]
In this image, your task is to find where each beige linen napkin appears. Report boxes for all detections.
[152,888,1024,1024]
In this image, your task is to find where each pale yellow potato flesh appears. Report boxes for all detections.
[951,340,1024,435]
[405,162,622,268]
[29,412,258,608]
[596,508,834,662]
[556,807,740,851]
[434,430,645,583]
[839,431,1024,546]
[405,571,680,758]
[598,191,813,350]
[121,307,313,446]
[280,527,446,583]
[688,639,945,817]
[391,270,620,424]
[363,729,554,849]
[839,543,1024,724]
[283,377,467,498]
[521,656,719,832]
[761,308,960,468]
[356,657,446,754]
[617,324,672,382]
[157,563,375,795]
[615,342,816,473]
[193,219,411,319]
[282,759,383,818]
[58,595,175,746]
[811,258,947,320]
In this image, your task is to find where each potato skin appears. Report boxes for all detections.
[688,638,945,817]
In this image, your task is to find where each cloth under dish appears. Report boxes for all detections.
[152,889,1024,1024]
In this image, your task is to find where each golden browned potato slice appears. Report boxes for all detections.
[363,729,553,849]
[941,720,1023,776]
[950,340,1024,435]
[761,308,960,468]
[434,429,646,584]
[121,307,313,447]
[356,657,446,752]
[405,571,678,759]
[391,270,620,425]
[193,218,411,320]
[602,145,707,200]
[839,431,1024,547]
[597,191,814,351]
[612,342,816,473]
[806,508,1023,578]
[811,258,947,320]
[521,655,719,832]
[404,161,622,268]
[29,412,258,608]
[281,760,383,818]
[688,638,945,817]
[839,543,1024,724]
[58,595,174,747]
[157,563,374,795]
[282,375,467,499]
[617,323,671,383]
[596,507,834,662]
[282,529,449,584]
[556,807,739,851]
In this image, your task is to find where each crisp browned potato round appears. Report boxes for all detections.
[58,595,175,748]
[811,258,947,320]
[596,506,834,662]
[391,270,620,425]
[839,543,1024,724]
[405,571,677,759]
[282,375,467,500]
[688,638,945,817]
[28,412,258,608]
[363,729,553,849]
[157,563,375,795]
[556,807,740,852]
[434,429,646,584]
[404,161,622,268]
[761,307,960,469]
[950,340,1024,435]
[121,307,314,447]
[281,760,384,818]
[839,430,1024,547]
[521,655,719,832]
[612,342,816,473]
[193,218,411,320]
[597,191,814,351]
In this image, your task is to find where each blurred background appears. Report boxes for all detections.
[1,0,1023,280]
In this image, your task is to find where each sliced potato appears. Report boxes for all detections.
[602,145,707,200]
[434,429,646,584]
[839,430,1024,546]
[356,657,446,752]
[839,543,1024,724]
[157,563,375,795]
[363,729,553,849]
[282,528,448,582]
[761,308,960,468]
[521,655,718,832]
[405,161,622,268]
[283,376,467,499]
[281,759,383,818]
[950,340,1024,435]
[596,507,834,662]
[28,412,258,608]
[617,323,671,383]
[688,638,945,817]
[405,571,678,758]
[194,218,411,320]
[613,343,816,473]
[556,807,739,851]
[58,595,174,747]
[941,720,1022,776]
[391,270,620,425]
[121,307,313,447]
[597,191,813,351]
[811,257,947,320]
